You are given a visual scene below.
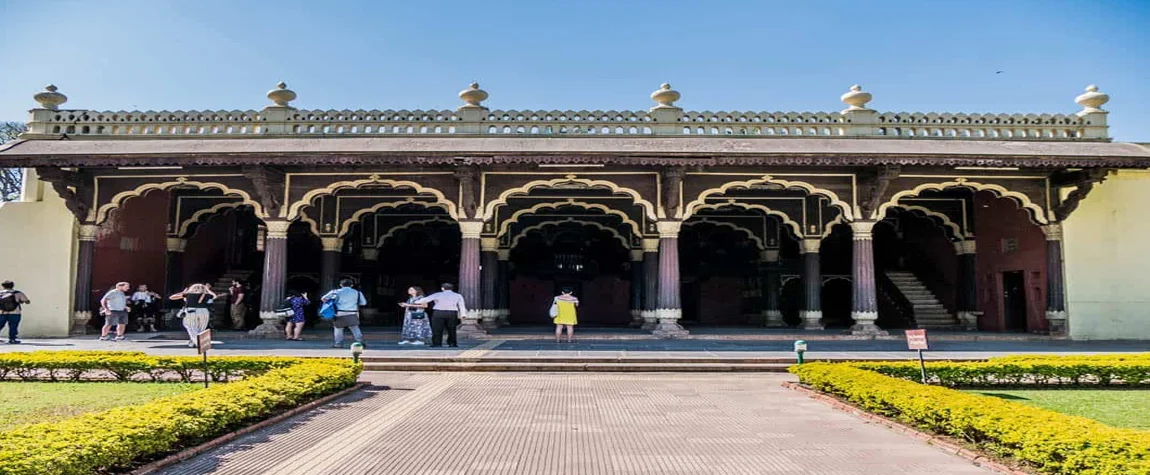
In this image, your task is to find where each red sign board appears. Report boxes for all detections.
[905,329,929,350]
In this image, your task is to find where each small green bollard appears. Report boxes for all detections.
[794,339,808,365]
[350,342,364,364]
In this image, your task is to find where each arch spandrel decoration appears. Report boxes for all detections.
[94,178,266,224]
[690,201,804,239]
[337,199,453,237]
[286,175,460,221]
[176,201,250,237]
[509,219,630,250]
[375,217,456,248]
[886,204,968,241]
[495,200,644,239]
[876,179,1049,225]
[481,176,659,222]
[682,175,855,222]
[682,219,767,251]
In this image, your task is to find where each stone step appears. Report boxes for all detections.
[361,362,795,372]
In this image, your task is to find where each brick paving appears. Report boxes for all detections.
[154,373,992,475]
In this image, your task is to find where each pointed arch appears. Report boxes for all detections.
[496,200,643,238]
[176,201,249,237]
[286,177,459,221]
[682,219,766,250]
[376,217,455,248]
[689,201,803,239]
[481,176,658,222]
[886,204,968,241]
[682,175,854,221]
[338,199,453,237]
[509,219,629,250]
[877,180,1047,224]
[94,179,265,224]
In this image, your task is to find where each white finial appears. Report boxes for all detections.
[840,84,873,111]
[1075,84,1109,113]
[650,83,681,109]
[458,82,489,109]
[34,85,68,110]
[266,82,297,108]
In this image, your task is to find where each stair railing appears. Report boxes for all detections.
[877,272,916,329]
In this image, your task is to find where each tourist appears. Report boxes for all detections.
[170,283,213,348]
[412,283,467,348]
[396,286,431,345]
[551,287,580,343]
[283,290,310,341]
[130,284,161,333]
[202,282,216,328]
[322,279,366,349]
[0,281,31,344]
[229,280,247,331]
[99,282,131,341]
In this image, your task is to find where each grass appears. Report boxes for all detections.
[970,389,1150,430]
[0,382,200,431]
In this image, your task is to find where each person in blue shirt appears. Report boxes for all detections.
[322,279,366,348]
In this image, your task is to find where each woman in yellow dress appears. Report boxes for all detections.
[551,287,579,343]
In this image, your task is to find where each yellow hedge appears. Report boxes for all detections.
[790,363,1150,475]
[853,359,1149,386]
[0,353,361,475]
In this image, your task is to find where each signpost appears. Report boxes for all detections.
[197,329,212,388]
[905,329,929,384]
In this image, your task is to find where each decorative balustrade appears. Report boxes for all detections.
[21,82,1111,140]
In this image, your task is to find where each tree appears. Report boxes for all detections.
[0,121,28,201]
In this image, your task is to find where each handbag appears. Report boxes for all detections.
[273,297,295,318]
[548,298,559,318]
[319,300,337,320]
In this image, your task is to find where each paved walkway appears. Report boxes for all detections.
[154,373,992,475]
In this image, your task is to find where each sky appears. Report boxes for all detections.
[1,0,1148,141]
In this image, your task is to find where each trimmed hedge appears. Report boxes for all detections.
[0,351,301,382]
[990,353,1150,363]
[0,353,361,475]
[791,363,1150,475]
[854,359,1150,387]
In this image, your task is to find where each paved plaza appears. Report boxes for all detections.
[154,372,993,475]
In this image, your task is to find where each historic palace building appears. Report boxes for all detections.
[2,82,1149,339]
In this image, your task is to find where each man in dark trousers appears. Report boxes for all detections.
[0,281,31,344]
[408,283,468,348]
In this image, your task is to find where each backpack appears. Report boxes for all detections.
[0,291,20,312]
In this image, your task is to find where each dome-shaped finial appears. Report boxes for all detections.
[650,83,681,109]
[266,82,297,108]
[458,82,489,109]
[840,84,873,111]
[34,84,68,110]
[1075,84,1109,113]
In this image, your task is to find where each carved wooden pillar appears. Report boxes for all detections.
[760,249,784,327]
[1042,223,1068,334]
[320,237,342,293]
[457,221,486,336]
[641,238,659,330]
[849,221,885,335]
[496,249,511,326]
[800,238,823,330]
[479,238,500,330]
[251,220,291,336]
[628,249,644,327]
[359,247,380,326]
[954,240,979,330]
[72,224,99,335]
[653,221,688,338]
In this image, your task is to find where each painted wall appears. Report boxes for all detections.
[1063,169,1150,340]
[0,173,75,337]
[974,191,1048,332]
[92,190,168,302]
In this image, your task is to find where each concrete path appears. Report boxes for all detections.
[154,373,993,475]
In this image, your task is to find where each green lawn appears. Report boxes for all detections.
[0,382,200,431]
[970,389,1150,430]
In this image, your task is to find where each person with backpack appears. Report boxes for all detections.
[321,279,366,348]
[0,281,31,344]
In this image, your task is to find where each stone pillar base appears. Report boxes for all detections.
[763,310,785,328]
[850,312,887,335]
[496,309,510,326]
[70,311,92,335]
[248,312,285,338]
[457,316,488,338]
[1045,310,1068,335]
[956,311,981,331]
[800,310,824,330]
[629,309,643,327]
[640,310,657,331]
[651,308,689,339]
[474,309,499,330]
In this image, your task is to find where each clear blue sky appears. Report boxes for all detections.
[2,0,1147,141]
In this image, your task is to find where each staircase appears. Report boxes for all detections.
[207,270,253,322]
[885,271,958,329]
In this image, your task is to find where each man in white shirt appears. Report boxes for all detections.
[130,284,160,332]
[410,283,468,348]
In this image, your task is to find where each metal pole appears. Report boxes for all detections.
[203,351,210,389]
[917,349,927,384]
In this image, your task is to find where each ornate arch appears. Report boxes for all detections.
[690,200,803,239]
[176,201,250,237]
[886,204,967,241]
[339,199,453,237]
[481,176,658,222]
[94,179,265,224]
[682,175,854,221]
[821,214,847,239]
[286,176,460,221]
[682,219,766,250]
[496,199,643,239]
[375,217,455,248]
[876,180,1048,225]
[509,219,629,250]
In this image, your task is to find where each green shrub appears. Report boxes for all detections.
[853,360,1150,387]
[790,363,1150,475]
[0,351,301,382]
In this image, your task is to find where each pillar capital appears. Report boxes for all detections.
[78,224,99,242]
[641,238,660,252]
[361,247,379,261]
[1041,223,1063,241]
[166,237,188,253]
[321,237,343,252]
[849,220,877,240]
[264,220,292,239]
[656,220,682,238]
[630,249,644,262]
[760,249,780,263]
[799,238,821,254]
[954,239,977,255]
[480,237,499,251]
[459,220,485,239]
